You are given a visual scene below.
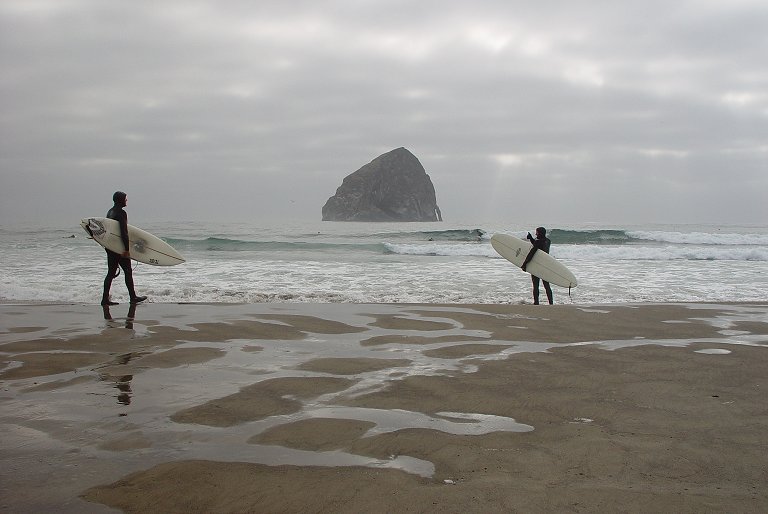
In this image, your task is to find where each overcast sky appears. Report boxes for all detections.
[1,0,766,226]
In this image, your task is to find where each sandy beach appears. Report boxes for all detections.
[1,301,767,513]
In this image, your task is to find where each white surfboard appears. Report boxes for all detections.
[80,217,185,266]
[491,233,577,288]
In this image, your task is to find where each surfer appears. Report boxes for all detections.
[522,227,553,305]
[101,191,147,306]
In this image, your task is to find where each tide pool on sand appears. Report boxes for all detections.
[491,233,577,288]
[80,217,185,266]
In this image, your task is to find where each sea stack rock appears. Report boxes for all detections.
[322,147,443,222]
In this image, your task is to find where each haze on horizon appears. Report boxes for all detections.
[1,0,766,226]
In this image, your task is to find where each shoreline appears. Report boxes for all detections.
[2,302,767,512]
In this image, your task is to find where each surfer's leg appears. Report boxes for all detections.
[119,258,136,295]
[543,280,553,305]
[531,275,540,305]
[102,250,120,305]
[120,257,147,303]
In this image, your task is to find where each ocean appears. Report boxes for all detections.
[1,220,767,305]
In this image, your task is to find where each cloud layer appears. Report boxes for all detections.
[2,0,766,224]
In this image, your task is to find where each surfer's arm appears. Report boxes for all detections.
[521,246,537,271]
[118,213,130,257]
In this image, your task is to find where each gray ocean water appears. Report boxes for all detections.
[1,220,767,305]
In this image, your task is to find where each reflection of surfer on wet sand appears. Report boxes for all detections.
[115,376,133,405]
[102,302,137,329]
[97,369,134,406]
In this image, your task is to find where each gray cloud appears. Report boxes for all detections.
[1,0,766,224]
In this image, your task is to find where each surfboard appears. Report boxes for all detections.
[491,233,577,288]
[80,217,185,266]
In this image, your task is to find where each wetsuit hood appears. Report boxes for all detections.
[112,191,127,207]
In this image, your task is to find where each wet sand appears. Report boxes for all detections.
[1,302,767,513]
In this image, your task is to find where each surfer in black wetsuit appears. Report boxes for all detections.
[521,227,553,305]
[101,191,147,306]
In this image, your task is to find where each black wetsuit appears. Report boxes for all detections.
[522,235,553,305]
[101,203,137,304]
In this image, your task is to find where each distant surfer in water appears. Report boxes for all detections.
[522,227,553,305]
[101,191,147,306]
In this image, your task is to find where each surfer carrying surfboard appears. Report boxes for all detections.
[101,191,147,306]
[522,227,553,305]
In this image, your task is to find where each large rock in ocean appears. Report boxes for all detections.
[322,148,443,222]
